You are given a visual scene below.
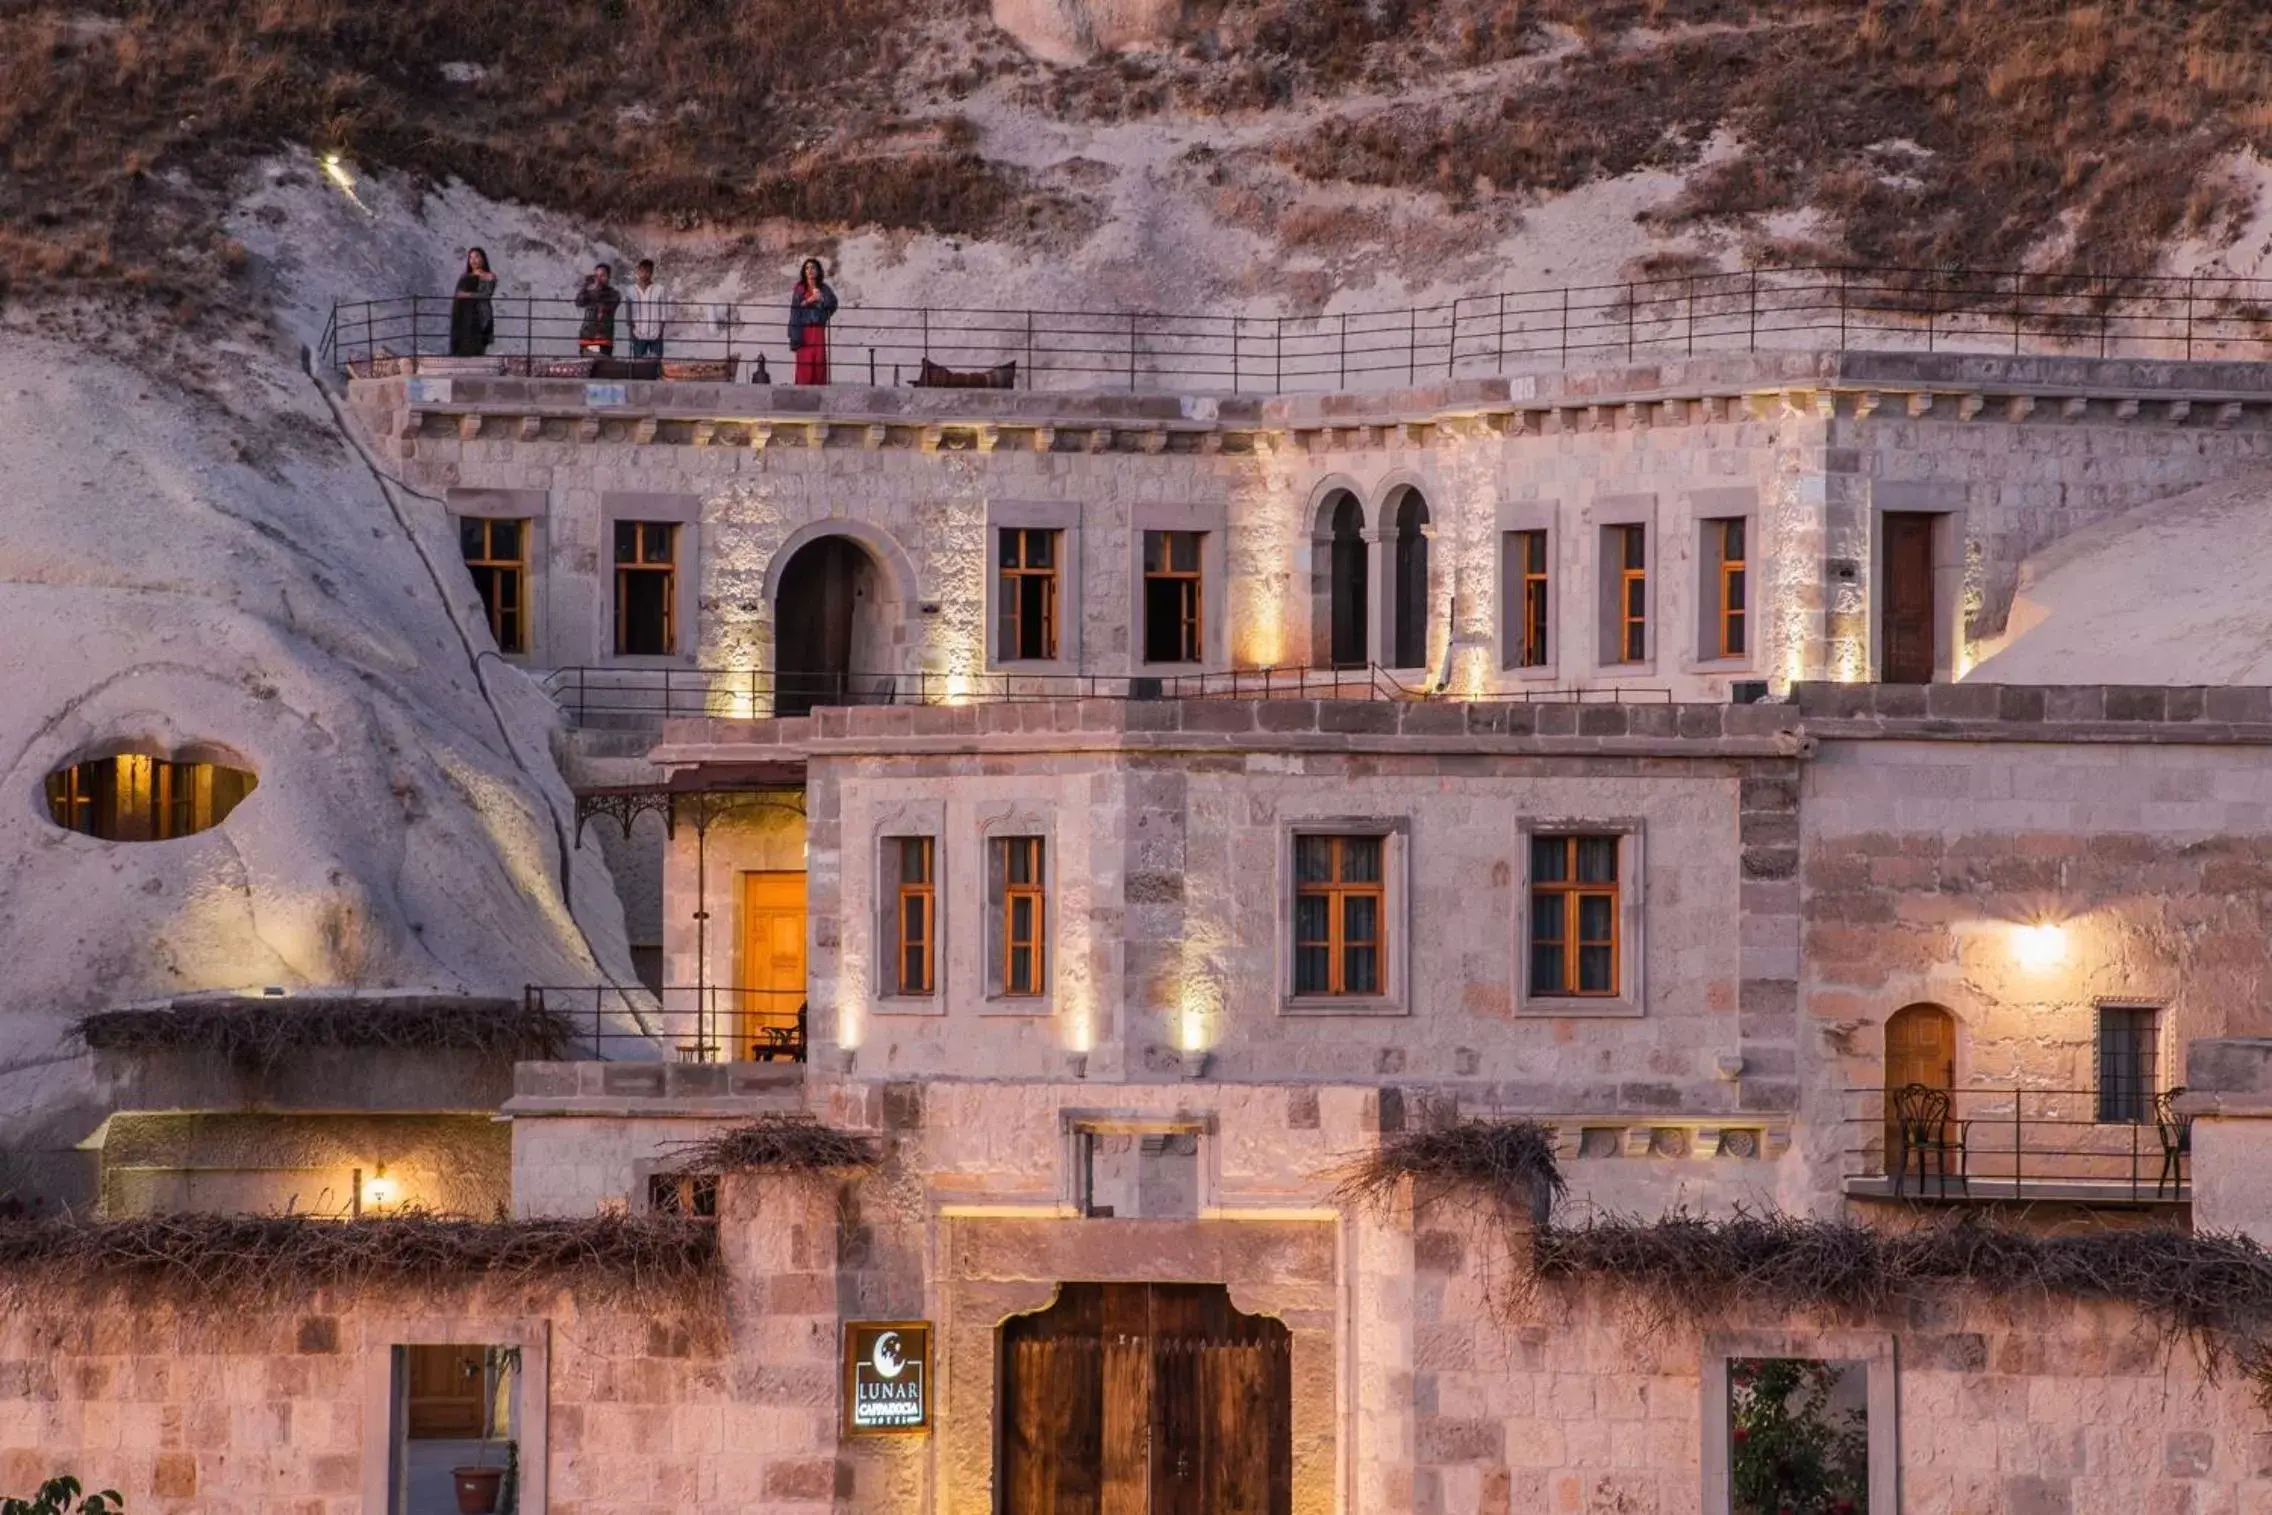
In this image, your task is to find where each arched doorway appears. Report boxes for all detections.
[1317,492,1368,670]
[1884,1002,1957,1167]
[772,535,887,716]
[999,1282,1292,1514]
[1389,489,1430,670]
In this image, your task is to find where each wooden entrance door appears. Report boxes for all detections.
[403,1345,487,1439]
[1000,1283,1292,1515]
[739,871,807,1060]
[1881,513,1938,683]
[1884,1002,1957,1163]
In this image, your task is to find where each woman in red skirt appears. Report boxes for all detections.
[789,259,838,385]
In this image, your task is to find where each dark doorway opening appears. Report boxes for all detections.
[1881,513,1938,683]
[999,1282,1292,1515]
[774,536,884,716]
[1391,490,1430,669]
[1327,494,1367,669]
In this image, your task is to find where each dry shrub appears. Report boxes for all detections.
[73,999,575,1070]
[1332,1118,1567,1226]
[0,1212,718,1309]
[1536,1211,2272,1390]
[666,1115,880,1177]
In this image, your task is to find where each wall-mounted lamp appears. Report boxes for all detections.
[362,1166,396,1214]
[2010,921,2068,973]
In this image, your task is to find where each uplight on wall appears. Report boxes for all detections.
[361,1166,397,1214]
[2009,921,2068,973]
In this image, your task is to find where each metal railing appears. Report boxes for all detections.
[524,984,806,1064]
[537,663,1675,724]
[322,267,2272,393]
[1842,1085,2190,1204]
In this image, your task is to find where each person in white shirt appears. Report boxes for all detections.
[626,259,668,359]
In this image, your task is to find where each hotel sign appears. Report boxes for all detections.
[843,1321,932,1434]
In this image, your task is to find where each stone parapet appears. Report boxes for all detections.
[1796,681,2272,743]
[506,1058,806,1118]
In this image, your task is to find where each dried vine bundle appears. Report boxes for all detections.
[666,1114,880,1176]
[1535,1211,2272,1385]
[1332,1118,1567,1222]
[74,998,575,1069]
[0,1211,718,1309]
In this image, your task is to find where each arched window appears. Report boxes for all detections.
[1327,493,1368,669]
[1391,489,1430,670]
[45,752,257,841]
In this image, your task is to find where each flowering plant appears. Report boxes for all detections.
[1729,1358,1868,1515]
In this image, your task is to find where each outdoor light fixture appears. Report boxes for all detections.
[2010,921,2068,972]
[362,1167,397,1213]
[320,152,354,191]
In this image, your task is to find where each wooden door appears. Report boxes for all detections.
[1884,1002,1956,1162]
[739,871,807,1059]
[1881,513,1938,683]
[404,1345,486,1439]
[1000,1284,1291,1515]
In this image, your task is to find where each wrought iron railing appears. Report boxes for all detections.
[536,663,1675,723]
[321,267,2272,393]
[1842,1084,2190,1204]
[523,984,806,1064]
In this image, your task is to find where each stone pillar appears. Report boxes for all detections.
[2181,1038,2272,1241]
[721,1173,846,1511]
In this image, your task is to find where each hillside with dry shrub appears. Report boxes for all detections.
[6,0,2272,307]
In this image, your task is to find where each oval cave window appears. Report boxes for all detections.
[44,753,257,841]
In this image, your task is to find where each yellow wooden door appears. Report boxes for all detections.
[1885,1003,1956,1163]
[405,1345,487,1439]
[740,871,808,1059]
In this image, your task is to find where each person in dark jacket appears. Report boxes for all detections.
[448,247,496,357]
[576,263,621,357]
[789,258,838,385]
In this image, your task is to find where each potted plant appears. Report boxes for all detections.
[451,1347,521,1515]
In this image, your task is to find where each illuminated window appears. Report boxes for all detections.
[889,836,936,996]
[1507,529,1549,668]
[614,521,677,656]
[1293,835,1385,996]
[995,837,1047,997]
[1707,517,1747,659]
[998,528,1060,661]
[1529,834,1620,996]
[1142,531,1204,664]
[459,517,528,654]
[45,755,257,842]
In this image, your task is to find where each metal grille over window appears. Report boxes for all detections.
[998,528,1059,661]
[614,521,677,656]
[1530,834,1619,996]
[1293,834,1384,996]
[1142,530,1204,664]
[459,517,528,654]
[2097,1005,2160,1124]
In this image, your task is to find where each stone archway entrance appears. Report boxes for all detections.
[999,1282,1292,1515]
[772,535,889,716]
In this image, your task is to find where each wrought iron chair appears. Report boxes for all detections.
[1891,1083,1969,1198]
[2154,1087,2193,1198]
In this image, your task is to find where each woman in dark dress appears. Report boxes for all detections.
[449,247,497,357]
[789,258,838,385]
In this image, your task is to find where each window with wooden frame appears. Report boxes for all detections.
[1709,517,1747,659]
[1293,834,1385,997]
[1529,834,1620,996]
[1609,524,1647,663]
[997,528,1060,661]
[613,521,677,656]
[1141,530,1204,664]
[458,517,528,654]
[888,836,936,996]
[45,756,257,842]
[1509,529,1549,668]
[996,837,1047,997]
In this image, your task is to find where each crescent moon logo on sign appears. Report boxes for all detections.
[871,1331,906,1379]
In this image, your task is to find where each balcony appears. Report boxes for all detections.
[1840,1084,2191,1207]
[521,985,805,1065]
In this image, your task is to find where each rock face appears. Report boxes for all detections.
[0,333,630,1198]
[991,0,1184,63]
